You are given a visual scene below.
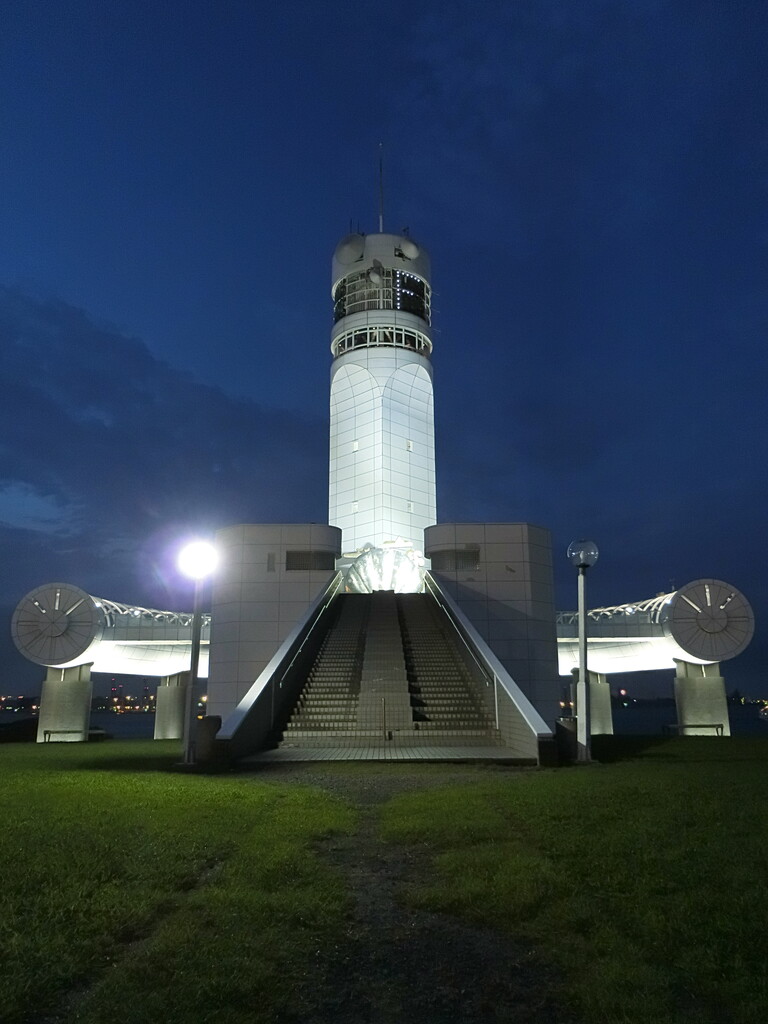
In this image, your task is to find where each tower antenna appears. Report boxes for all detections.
[378,142,384,233]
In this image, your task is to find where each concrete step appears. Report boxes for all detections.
[282,729,391,739]
[302,697,358,704]
[288,713,359,720]
[301,689,358,697]
[418,708,491,717]
[291,708,357,717]
[303,686,357,693]
[294,716,357,723]
[413,725,499,736]
[286,722,358,731]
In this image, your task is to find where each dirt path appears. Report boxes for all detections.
[250,762,577,1024]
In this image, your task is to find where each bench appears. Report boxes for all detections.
[43,729,84,742]
[662,723,724,736]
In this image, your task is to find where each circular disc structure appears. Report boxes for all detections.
[556,577,755,675]
[12,583,103,667]
[334,233,365,264]
[666,578,754,663]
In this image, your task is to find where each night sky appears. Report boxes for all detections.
[1,0,766,697]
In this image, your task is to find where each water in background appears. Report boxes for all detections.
[3,704,767,740]
[612,702,767,737]
[0,710,156,739]
[89,711,156,739]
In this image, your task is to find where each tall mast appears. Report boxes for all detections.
[378,143,384,233]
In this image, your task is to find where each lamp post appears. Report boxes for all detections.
[567,539,599,763]
[177,540,218,765]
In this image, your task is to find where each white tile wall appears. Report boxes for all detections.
[329,349,436,553]
[206,524,341,722]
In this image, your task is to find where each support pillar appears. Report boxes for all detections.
[154,671,189,740]
[589,671,613,735]
[36,663,93,743]
[571,669,613,736]
[673,660,731,736]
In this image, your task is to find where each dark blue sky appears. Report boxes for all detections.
[1,0,766,696]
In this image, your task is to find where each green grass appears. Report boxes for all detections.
[380,737,768,1024]
[0,741,354,1023]
[3,737,767,1024]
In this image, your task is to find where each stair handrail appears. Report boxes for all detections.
[218,571,344,745]
[277,572,346,685]
[422,575,499,723]
[424,572,552,740]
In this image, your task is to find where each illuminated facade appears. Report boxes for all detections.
[9,226,756,750]
[328,232,436,557]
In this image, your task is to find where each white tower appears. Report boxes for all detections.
[328,231,436,564]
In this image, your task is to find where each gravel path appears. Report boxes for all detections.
[248,762,577,1024]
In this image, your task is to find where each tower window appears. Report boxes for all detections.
[331,324,432,358]
[333,268,431,325]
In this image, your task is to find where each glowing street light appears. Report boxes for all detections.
[567,539,599,763]
[178,540,219,581]
[177,540,218,765]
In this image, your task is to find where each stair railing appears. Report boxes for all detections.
[424,572,552,750]
[423,574,499,727]
[219,571,344,754]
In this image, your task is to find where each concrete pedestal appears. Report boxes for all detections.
[589,671,614,736]
[673,660,730,736]
[36,663,93,743]
[570,668,614,737]
[154,671,189,740]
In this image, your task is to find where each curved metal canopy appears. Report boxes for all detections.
[12,583,210,676]
[557,578,754,675]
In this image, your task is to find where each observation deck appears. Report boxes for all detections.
[330,232,433,359]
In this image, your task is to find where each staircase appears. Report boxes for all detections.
[281,594,368,745]
[398,594,502,746]
[279,591,502,749]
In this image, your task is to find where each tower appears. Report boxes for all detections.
[328,231,437,566]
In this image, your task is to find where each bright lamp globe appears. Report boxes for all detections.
[177,541,219,580]
[567,539,599,569]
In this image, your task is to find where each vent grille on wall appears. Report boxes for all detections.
[429,548,481,572]
[285,551,337,571]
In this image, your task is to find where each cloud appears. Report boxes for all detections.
[0,481,78,533]
[0,286,328,687]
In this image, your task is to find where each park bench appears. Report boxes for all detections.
[662,723,724,736]
[43,729,84,742]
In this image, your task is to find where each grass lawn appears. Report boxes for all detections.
[381,736,768,1024]
[0,741,354,1024]
[1,736,766,1023]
